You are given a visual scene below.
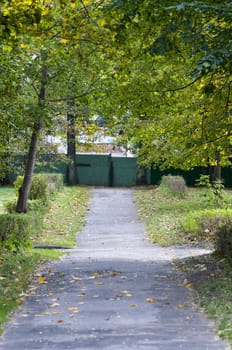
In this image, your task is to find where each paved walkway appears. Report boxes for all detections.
[0,188,228,350]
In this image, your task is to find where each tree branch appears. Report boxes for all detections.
[148,76,201,93]
[48,77,99,102]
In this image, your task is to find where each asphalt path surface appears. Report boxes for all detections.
[0,188,228,350]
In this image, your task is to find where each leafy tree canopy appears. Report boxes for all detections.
[97,0,232,170]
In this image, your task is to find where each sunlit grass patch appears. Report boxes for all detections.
[34,186,89,248]
[0,187,16,214]
[135,185,232,246]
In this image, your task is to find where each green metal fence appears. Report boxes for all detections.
[6,154,232,188]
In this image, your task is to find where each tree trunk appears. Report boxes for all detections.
[213,151,221,181]
[16,121,42,212]
[16,64,47,213]
[67,101,78,185]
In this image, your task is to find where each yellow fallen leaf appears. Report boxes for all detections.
[38,276,47,284]
[95,281,103,285]
[68,307,80,312]
[52,311,62,315]
[92,272,100,278]
[176,303,187,308]
[109,271,119,276]
[178,283,185,287]
[146,298,157,303]
[130,304,137,307]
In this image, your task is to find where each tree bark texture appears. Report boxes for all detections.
[16,64,47,213]
[67,101,78,185]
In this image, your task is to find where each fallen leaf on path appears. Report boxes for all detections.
[38,276,47,284]
[71,275,82,281]
[92,272,100,278]
[176,303,187,308]
[56,320,64,323]
[154,275,168,279]
[68,307,80,312]
[130,304,137,307]
[109,271,119,276]
[49,302,60,308]
[146,298,157,303]
[95,281,103,285]
[178,283,185,287]
[178,282,192,288]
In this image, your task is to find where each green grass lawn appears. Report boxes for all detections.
[135,185,232,246]
[0,185,89,334]
[0,187,16,213]
[135,184,232,347]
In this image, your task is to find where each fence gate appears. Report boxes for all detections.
[76,154,149,187]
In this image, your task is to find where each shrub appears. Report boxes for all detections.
[195,175,229,209]
[160,175,186,197]
[13,173,63,202]
[42,173,63,193]
[5,198,46,214]
[14,174,48,204]
[0,213,32,251]
[4,200,17,213]
[214,218,232,261]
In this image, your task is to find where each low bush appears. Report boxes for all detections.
[42,173,63,193]
[14,175,48,204]
[160,175,186,197]
[1,174,64,250]
[0,214,32,251]
[13,173,63,208]
[5,198,47,214]
[196,175,229,209]
[214,218,232,261]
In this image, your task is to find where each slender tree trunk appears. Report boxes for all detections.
[213,151,221,181]
[67,101,78,185]
[16,121,42,212]
[16,65,47,213]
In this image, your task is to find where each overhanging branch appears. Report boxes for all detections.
[148,76,201,93]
